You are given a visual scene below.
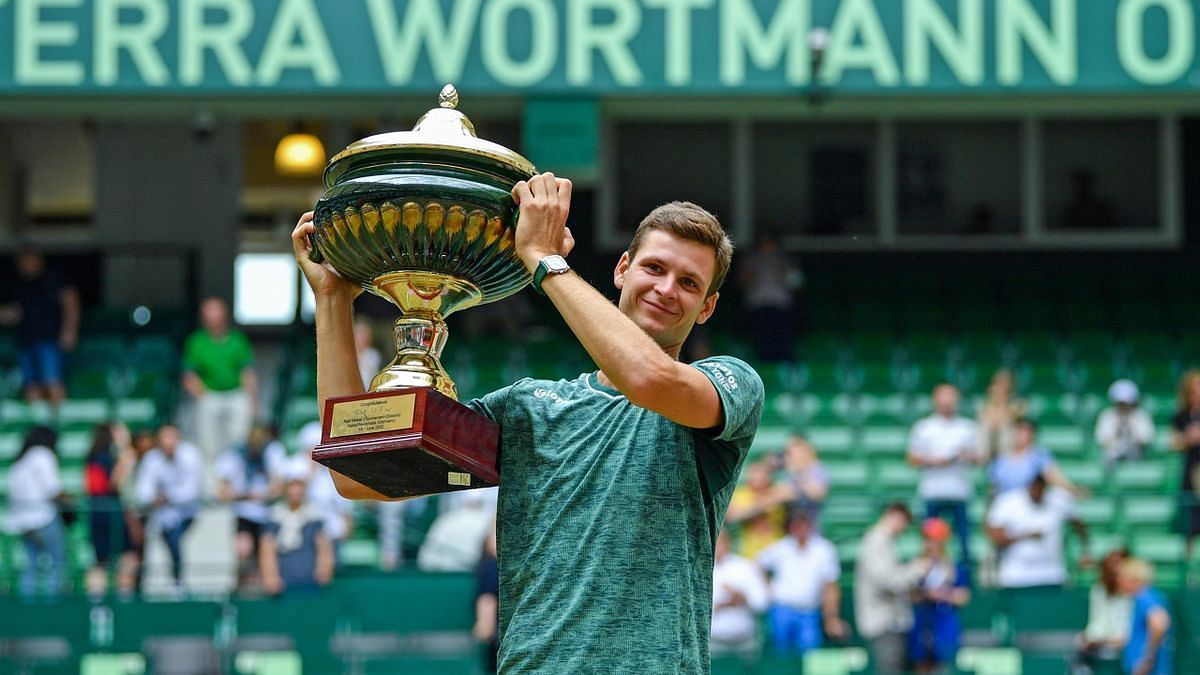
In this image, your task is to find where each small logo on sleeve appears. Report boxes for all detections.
[534,388,572,404]
[699,362,739,393]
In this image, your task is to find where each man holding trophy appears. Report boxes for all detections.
[292,88,763,673]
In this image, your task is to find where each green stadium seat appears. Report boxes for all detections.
[0,432,19,460]
[1112,462,1170,493]
[860,426,907,456]
[824,463,870,492]
[1074,497,1117,529]
[1038,426,1087,458]
[340,540,380,569]
[59,430,92,461]
[876,464,919,497]
[804,427,855,456]
[1122,496,1176,532]
[115,399,158,427]
[749,426,791,457]
[1058,462,1105,492]
[803,647,869,674]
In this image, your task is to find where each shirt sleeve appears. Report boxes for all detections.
[1095,410,1116,444]
[235,332,256,369]
[213,453,238,482]
[465,381,524,425]
[181,333,200,373]
[741,561,770,613]
[908,421,927,457]
[135,454,158,506]
[691,356,764,443]
[35,450,62,497]
[820,541,841,583]
[986,495,1014,529]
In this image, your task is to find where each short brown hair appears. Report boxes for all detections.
[627,201,733,296]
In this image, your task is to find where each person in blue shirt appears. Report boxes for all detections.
[988,418,1085,497]
[909,518,971,674]
[1118,558,1173,675]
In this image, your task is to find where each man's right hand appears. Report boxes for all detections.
[291,211,363,301]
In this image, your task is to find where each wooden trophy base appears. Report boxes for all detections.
[311,387,499,499]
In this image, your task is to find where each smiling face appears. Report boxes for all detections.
[614,229,720,356]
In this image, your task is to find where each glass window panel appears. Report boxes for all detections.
[235,253,298,325]
[1043,119,1159,231]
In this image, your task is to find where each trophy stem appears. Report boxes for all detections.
[369,311,458,400]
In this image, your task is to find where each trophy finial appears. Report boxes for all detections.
[439,85,459,109]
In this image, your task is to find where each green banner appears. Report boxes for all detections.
[0,0,1196,95]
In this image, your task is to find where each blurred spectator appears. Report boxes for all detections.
[6,426,67,599]
[296,422,354,554]
[855,503,924,675]
[0,249,80,407]
[977,369,1026,459]
[354,319,382,389]
[377,499,407,571]
[1096,380,1155,466]
[711,527,769,657]
[1118,558,1173,675]
[726,461,789,559]
[474,525,500,673]
[909,518,971,675]
[1059,168,1117,230]
[182,297,258,469]
[738,232,803,361]
[1170,369,1200,574]
[418,489,495,572]
[215,424,286,589]
[84,422,139,599]
[781,435,829,525]
[260,460,333,595]
[907,383,982,561]
[1073,549,1132,674]
[757,511,847,656]
[135,424,203,593]
[986,474,1089,589]
[989,418,1085,497]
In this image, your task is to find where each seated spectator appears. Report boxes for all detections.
[726,461,790,559]
[908,383,982,562]
[989,418,1085,497]
[977,369,1027,460]
[6,426,67,599]
[986,474,1090,589]
[135,424,203,595]
[418,489,496,572]
[1170,370,1200,575]
[215,424,287,589]
[1118,558,1173,675]
[1095,380,1155,466]
[84,422,139,599]
[855,503,926,675]
[1073,549,1132,674]
[909,518,970,675]
[260,461,333,595]
[474,525,500,673]
[711,527,769,657]
[781,435,829,525]
[296,422,354,554]
[757,511,847,656]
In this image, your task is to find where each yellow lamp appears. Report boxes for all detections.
[274,131,326,177]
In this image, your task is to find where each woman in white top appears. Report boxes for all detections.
[6,426,68,599]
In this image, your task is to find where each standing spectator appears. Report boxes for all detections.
[855,503,925,675]
[354,319,382,389]
[977,369,1026,459]
[1118,558,1173,675]
[1073,549,1132,674]
[182,297,258,470]
[910,518,971,675]
[84,422,139,599]
[908,383,982,561]
[296,421,354,553]
[986,474,1090,589]
[1096,380,1155,466]
[135,424,203,594]
[1170,369,1200,575]
[738,232,803,361]
[260,461,333,595]
[0,249,80,407]
[215,424,287,589]
[782,434,829,525]
[757,511,847,656]
[726,461,790,559]
[6,426,67,599]
[474,525,500,673]
[711,527,769,657]
[989,418,1086,497]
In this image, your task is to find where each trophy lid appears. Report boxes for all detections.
[325,85,536,187]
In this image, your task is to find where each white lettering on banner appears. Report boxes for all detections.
[997,0,1077,85]
[645,0,712,86]
[699,362,739,394]
[256,0,340,85]
[16,0,85,86]
[179,0,254,86]
[1117,0,1194,84]
[823,0,900,85]
[719,0,809,86]
[366,0,481,85]
[904,0,984,86]
[482,0,557,86]
[567,0,644,86]
[95,0,170,86]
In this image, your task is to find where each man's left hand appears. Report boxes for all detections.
[512,172,574,273]
[823,616,849,641]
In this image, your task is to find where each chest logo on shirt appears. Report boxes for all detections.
[534,388,572,405]
[700,362,739,393]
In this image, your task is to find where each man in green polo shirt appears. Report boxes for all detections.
[293,173,763,674]
[182,297,258,472]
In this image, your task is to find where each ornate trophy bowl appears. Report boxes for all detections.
[308,85,534,498]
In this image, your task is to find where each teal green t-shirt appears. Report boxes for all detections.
[468,355,763,674]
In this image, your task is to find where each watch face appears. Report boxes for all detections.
[545,255,570,273]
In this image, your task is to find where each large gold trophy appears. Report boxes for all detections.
[307,85,534,498]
